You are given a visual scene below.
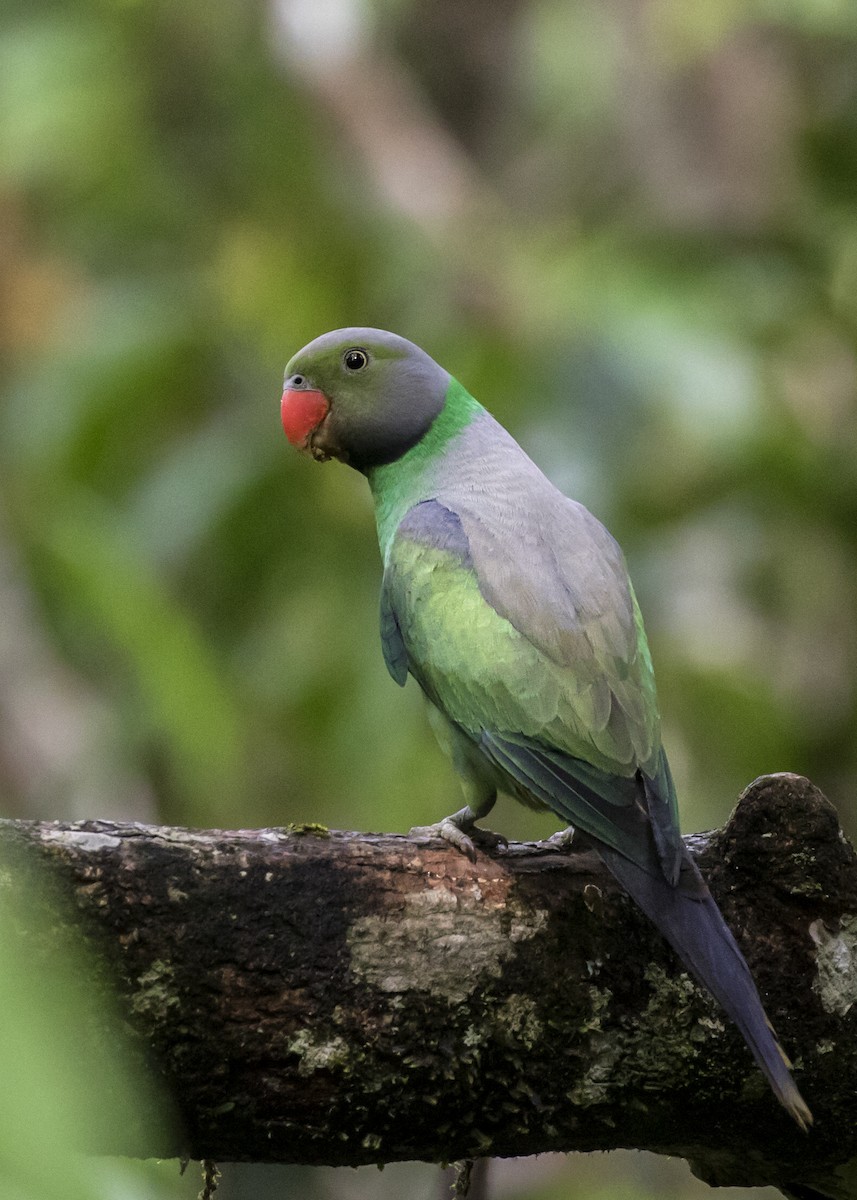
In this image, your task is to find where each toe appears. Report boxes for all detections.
[408,820,477,861]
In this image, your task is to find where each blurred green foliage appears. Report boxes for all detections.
[1,0,856,1196]
[0,852,183,1200]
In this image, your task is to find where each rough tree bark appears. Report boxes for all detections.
[3,773,857,1197]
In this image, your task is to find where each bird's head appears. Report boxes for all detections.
[281,328,449,471]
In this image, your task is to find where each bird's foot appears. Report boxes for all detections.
[469,826,509,857]
[409,813,508,862]
[543,825,577,852]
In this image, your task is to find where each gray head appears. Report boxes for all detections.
[281,328,450,471]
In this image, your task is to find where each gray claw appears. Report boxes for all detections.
[470,828,508,853]
[544,826,577,852]
[409,818,478,861]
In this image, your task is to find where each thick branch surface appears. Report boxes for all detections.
[4,774,857,1195]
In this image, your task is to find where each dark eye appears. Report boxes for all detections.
[344,348,368,371]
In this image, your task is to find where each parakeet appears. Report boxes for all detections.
[280,327,811,1128]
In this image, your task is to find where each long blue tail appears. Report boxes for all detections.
[598,845,812,1129]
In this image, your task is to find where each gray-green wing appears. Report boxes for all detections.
[380,498,682,881]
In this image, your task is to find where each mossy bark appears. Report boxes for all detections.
[3,774,857,1196]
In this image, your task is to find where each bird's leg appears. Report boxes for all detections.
[414,707,509,860]
[409,790,506,862]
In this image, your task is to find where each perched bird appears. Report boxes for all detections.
[280,327,811,1128]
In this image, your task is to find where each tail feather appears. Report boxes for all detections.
[598,845,813,1130]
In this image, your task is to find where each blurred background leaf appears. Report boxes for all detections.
[0,850,186,1200]
[1,0,855,1195]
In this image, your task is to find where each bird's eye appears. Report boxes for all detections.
[344,348,368,371]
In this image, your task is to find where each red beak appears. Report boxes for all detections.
[280,388,330,449]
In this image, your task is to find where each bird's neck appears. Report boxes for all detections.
[366,377,482,561]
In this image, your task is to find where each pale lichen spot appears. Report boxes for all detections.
[287,1028,349,1076]
[496,994,543,1050]
[810,915,857,1016]
[510,909,547,943]
[578,984,612,1035]
[620,966,720,1088]
[463,1024,486,1049]
[569,988,619,1106]
[131,959,179,1021]
[568,1044,622,1107]
[348,884,549,1004]
[570,967,722,1108]
[43,829,121,852]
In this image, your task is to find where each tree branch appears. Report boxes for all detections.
[4,774,857,1196]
